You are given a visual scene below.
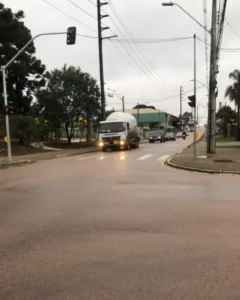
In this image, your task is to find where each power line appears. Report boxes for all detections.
[77,34,97,38]
[197,36,240,52]
[146,85,206,104]
[41,0,97,32]
[109,40,147,80]
[67,0,108,28]
[110,37,192,44]
[225,18,240,39]
[108,16,171,96]
[108,0,178,96]
[67,0,97,20]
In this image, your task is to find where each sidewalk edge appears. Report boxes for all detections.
[0,159,36,168]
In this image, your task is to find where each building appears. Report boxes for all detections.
[123,108,178,129]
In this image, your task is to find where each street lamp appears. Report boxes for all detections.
[107,88,125,112]
[162,2,211,34]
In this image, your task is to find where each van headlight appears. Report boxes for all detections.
[120,140,125,146]
[99,142,104,147]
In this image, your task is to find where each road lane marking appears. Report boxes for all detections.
[61,155,85,161]
[137,154,153,160]
[76,155,100,161]
[158,155,171,161]
[96,156,106,160]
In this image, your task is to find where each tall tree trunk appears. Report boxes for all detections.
[65,123,72,146]
[67,136,71,146]
[238,101,240,128]
[86,112,92,146]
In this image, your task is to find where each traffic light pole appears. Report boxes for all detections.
[1,31,68,162]
[193,34,197,160]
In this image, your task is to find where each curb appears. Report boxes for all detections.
[165,133,240,175]
[166,158,240,175]
[0,159,36,169]
[55,148,100,159]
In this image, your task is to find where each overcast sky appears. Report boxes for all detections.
[4,0,240,123]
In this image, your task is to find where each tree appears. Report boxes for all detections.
[35,65,100,145]
[133,104,156,110]
[216,106,237,137]
[225,69,240,128]
[182,112,193,126]
[0,3,46,114]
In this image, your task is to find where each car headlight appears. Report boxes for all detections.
[120,140,125,145]
[99,142,104,147]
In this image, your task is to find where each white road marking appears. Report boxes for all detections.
[96,156,106,160]
[158,155,171,161]
[137,154,153,161]
[76,155,100,161]
[62,155,89,161]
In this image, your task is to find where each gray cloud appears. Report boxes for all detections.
[5,0,240,122]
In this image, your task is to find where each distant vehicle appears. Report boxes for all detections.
[98,112,140,151]
[165,132,176,141]
[165,126,176,141]
[176,131,183,138]
[149,130,165,143]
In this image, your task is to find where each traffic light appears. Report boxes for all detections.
[3,100,14,115]
[66,27,77,45]
[188,95,196,108]
[8,100,14,114]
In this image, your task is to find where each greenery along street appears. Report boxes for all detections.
[0,2,101,151]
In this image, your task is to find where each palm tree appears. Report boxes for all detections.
[225,69,240,128]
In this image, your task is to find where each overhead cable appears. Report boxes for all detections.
[108,0,178,96]
[41,0,97,32]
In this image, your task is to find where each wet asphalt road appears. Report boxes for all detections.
[1,135,240,300]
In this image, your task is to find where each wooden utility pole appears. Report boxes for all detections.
[97,1,117,121]
[97,0,106,121]
[207,0,217,153]
[193,34,197,160]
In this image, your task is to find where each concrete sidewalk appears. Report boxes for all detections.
[167,134,240,174]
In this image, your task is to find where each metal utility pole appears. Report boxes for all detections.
[97,1,117,121]
[197,105,199,124]
[122,96,125,112]
[2,69,12,162]
[193,34,197,160]
[207,0,217,153]
[180,86,183,127]
[137,103,139,126]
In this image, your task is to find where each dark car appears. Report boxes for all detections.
[165,132,176,141]
[149,132,165,143]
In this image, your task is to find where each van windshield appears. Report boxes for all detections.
[99,122,124,133]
